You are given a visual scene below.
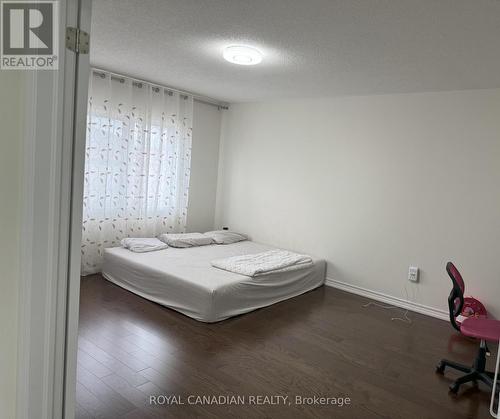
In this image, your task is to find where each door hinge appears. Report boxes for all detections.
[65,27,89,54]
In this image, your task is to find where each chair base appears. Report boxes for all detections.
[436,340,500,395]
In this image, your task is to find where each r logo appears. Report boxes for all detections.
[2,2,53,54]
[1,1,58,69]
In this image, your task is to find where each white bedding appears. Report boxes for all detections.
[211,249,313,277]
[102,241,326,322]
[159,232,213,248]
[120,238,168,253]
[203,230,247,244]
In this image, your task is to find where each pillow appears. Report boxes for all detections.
[121,238,168,253]
[203,230,248,245]
[159,232,214,248]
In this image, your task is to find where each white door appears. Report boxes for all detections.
[63,1,92,417]
[16,0,92,418]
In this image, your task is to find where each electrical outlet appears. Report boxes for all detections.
[408,266,419,283]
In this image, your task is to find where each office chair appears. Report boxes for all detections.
[436,262,500,395]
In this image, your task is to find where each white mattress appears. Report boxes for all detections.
[102,241,326,322]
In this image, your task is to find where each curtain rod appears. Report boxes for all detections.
[91,67,229,110]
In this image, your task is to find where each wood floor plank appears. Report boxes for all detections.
[99,373,163,418]
[79,326,144,354]
[77,349,113,379]
[75,402,94,419]
[77,363,136,416]
[121,408,159,419]
[76,382,121,419]
[78,335,149,372]
[135,380,164,396]
[78,345,149,387]
[76,275,496,418]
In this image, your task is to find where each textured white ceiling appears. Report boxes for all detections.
[91,0,500,103]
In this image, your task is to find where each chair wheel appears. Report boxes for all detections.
[449,383,459,394]
[435,363,445,375]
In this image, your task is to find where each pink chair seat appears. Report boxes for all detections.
[460,317,500,342]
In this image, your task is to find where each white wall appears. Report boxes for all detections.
[0,72,23,419]
[186,101,222,232]
[216,89,500,318]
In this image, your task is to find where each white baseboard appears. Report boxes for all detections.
[325,277,449,322]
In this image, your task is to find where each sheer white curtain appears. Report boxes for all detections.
[81,70,193,275]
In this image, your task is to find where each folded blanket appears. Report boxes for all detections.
[211,249,313,277]
[121,238,168,253]
[159,232,214,248]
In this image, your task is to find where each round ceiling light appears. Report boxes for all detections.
[223,45,263,65]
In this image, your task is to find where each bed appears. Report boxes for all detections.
[102,241,326,322]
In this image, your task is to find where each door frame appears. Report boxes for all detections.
[16,0,91,418]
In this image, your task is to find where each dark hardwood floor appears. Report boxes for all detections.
[76,275,497,418]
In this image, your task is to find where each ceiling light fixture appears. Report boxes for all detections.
[223,45,263,65]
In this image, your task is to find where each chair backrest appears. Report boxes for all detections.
[446,262,465,331]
